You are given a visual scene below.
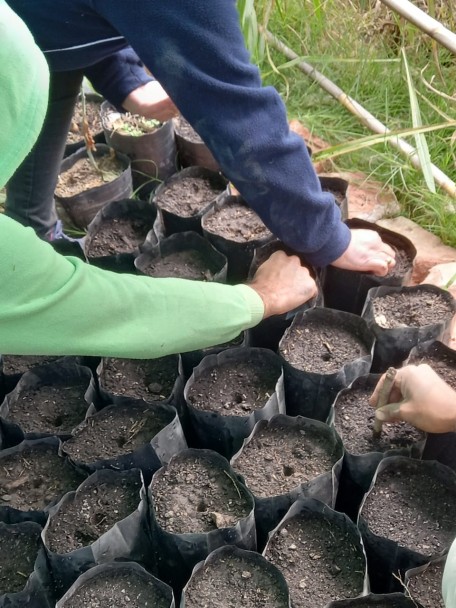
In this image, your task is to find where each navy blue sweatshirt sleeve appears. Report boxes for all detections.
[9,0,351,266]
[84,47,153,110]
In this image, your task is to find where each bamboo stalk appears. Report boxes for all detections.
[378,0,456,56]
[373,367,397,438]
[262,28,456,199]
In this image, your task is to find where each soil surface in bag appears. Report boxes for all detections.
[186,360,279,416]
[264,514,365,607]
[333,386,424,455]
[372,291,454,329]
[280,317,369,373]
[67,100,103,145]
[408,349,456,390]
[0,446,86,511]
[63,402,171,463]
[184,552,289,608]
[151,453,251,533]
[86,217,150,257]
[203,203,272,243]
[406,560,445,608]
[361,463,456,555]
[100,356,178,401]
[140,249,218,280]
[60,570,170,608]
[384,245,414,280]
[46,475,142,553]
[55,154,125,198]
[175,115,203,144]
[0,355,60,376]
[0,524,41,594]
[156,175,225,217]
[233,425,339,497]
[8,382,89,436]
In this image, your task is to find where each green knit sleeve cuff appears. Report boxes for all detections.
[232,284,265,328]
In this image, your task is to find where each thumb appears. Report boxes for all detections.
[367,258,389,277]
[375,402,402,423]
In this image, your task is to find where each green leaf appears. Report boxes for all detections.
[401,47,436,193]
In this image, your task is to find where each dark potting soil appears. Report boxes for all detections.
[186,360,279,416]
[184,552,289,608]
[280,317,369,374]
[175,115,203,144]
[203,203,272,243]
[67,100,103,144]
[46,475,142,553]
[233,424,339,497]
[156,176,224,216]
[0,355,59,376]
[0,525,41,594]
[55,155,124,198]
[361,462,456,555]
[8,382,89,435]
[140,249,217,280]
[384,246,413,280]
[100,356,177,401]
[151,453,252,533]
[264,514,365,607]
[333,386,424,456]
[408,350,456,390]
[62,402,171,463]
[372,291,454,329]
[406,560,445,608]
[60,570,170,608]
[86,217,150,257]
[0,446,86,511]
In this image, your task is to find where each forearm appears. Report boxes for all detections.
[97,0,350,267]
[0,216,264,358]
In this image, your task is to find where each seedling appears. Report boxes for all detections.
[373,367,397,438]
[112,114,161,137]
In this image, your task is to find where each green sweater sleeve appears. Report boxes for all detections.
[0,216,264,358]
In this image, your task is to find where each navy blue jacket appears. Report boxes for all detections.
[9,0,350,266]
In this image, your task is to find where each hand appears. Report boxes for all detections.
[248,251,318,319]
[331,229,396,276]
[369,364,456,433]
[122,81,179,122]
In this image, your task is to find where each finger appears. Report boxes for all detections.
[375,402,402,423]
[369,372,388,407]
[367,258,389,277]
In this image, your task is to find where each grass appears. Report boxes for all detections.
[244,0,456,247]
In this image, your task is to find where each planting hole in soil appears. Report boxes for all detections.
[264,510,365,607]
[280,316,369,374]
[0,444,86,512]
[67,100,103,145]
[1,355,60,376]
[151,451,252,534]
[7,381,89,436]
[62,402,173,464]
[183,547,289,608]
[333,384,424,455]
[361,460,456,556]
[372,290,454,329]
[203,200,272,243]
[233,421,340,497]
[0,522,41,594]
[55,154,125,198]
[139,248,218,280]
[155,175,225,217]
[405,560,445,608]
[45,473,142,553]
[99,356,178,401]
[186,358,279,416]
[58,567,170,608]
[85,217,150,257]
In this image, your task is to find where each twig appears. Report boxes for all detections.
[373,367,397,438]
